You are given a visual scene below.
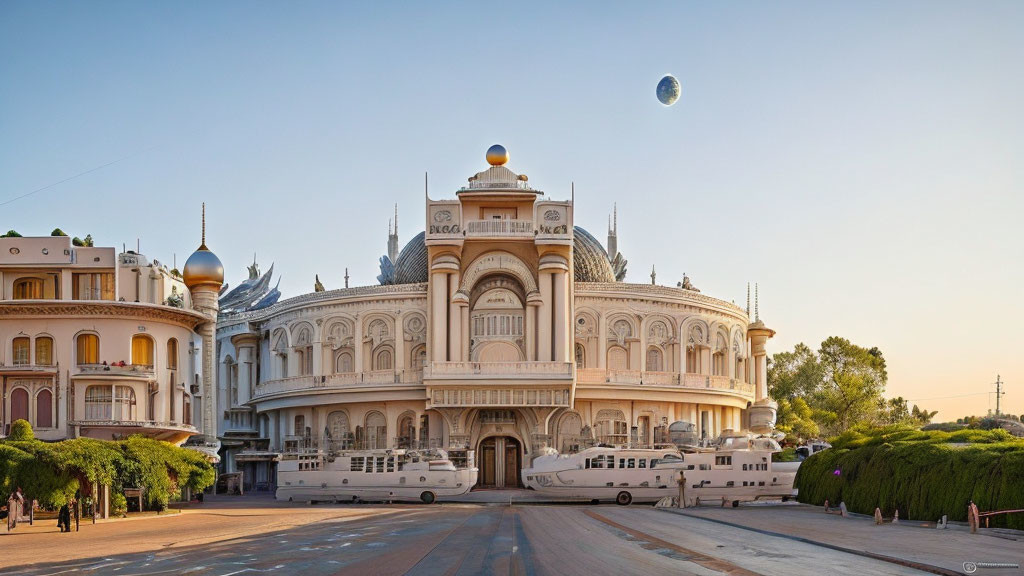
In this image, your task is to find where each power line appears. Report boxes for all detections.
[905,391,993,402]
[0,145,157,208]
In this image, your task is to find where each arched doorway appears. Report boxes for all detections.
[477,436,522,489]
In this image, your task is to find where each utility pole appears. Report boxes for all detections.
[994,375,1004,417]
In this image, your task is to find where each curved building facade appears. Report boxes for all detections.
[215,149,775,491]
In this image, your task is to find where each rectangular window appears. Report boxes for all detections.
[638,459,647,469]
[85,385,113,420]
[12,337,30,366]
[627,458,635,469]
[72,273,115,301]
[351,457,364,472]
[35,337,53,365]
[375,457,385,473]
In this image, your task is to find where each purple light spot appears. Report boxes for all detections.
[833,468,841,476]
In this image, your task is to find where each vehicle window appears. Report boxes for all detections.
[627,458,635,469]
[638,459,647,469]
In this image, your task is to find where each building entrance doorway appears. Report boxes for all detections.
[477,436,521,488]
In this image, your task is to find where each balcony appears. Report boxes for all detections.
[252,370,423,399]
[464,219,534,238]
[424,361,572,380]
[71,419,198,443]
[75,363,155,378]
[576,368,754,396]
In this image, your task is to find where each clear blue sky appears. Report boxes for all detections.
[1,1,1021,420]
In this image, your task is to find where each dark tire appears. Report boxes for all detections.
[616,491,632,506]
[420,491,436,504]
[732,500,740,508]
[590,499,600,505]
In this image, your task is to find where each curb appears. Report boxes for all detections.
[658,507,964,576]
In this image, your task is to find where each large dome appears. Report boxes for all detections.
[393,231,429,284]
[572,226,616,283]
[382,227,615,285]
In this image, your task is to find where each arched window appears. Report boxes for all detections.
[364,411,387,449]
[594,409,628,445]
[35,336,53,366]
[335,350,353,373]
[36,389,53,428]
[85,385,112,420]
[327,411,350,449]
[12,337,30,366]
[411,345,427,370]
[13,278,43,300]
[77,333,99,365]
[397,412,415,448]
[114,386,136,421]
[646,347,663,372]
[575,343,586,369]
[167,339,178,370]
[131,335,154,367]
[713,351,726,376]
[558,412,583,452]
[374,347,393,371]
[183,395,192,426]
[686,347,698,373]
[607,346,628,370]
[10,388,29,422]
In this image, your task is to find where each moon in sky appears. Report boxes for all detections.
[657,75,680,106]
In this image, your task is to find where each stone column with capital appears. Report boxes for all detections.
[747,321,776,401]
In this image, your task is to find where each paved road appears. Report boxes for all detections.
[1,500,936,576]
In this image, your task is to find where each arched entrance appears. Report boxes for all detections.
[477,436,522,488]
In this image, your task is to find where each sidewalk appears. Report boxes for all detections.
[659,503,1023,575]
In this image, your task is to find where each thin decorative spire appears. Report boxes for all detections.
[755,283,760,322]
[200,203,207,249]
[613,203,618,233]
[650,265,656,285]
[394,203,398,234]
[746,283,750,316]
[388,218,392,235]
[344,267,350,289]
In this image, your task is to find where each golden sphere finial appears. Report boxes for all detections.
[486,144,508,166]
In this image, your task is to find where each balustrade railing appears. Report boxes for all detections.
[464,219,534,237]
[424,361,572,378]
[253,370,425,398]
[77,363,154,375]
[577,368,754,395]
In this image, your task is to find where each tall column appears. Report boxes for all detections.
[354,314,364,374]
[448,272,461,362]
[268,410,278,450]
[597,312,608,369]
[638,317,648,371]
[553,271,568,362]
[394,312,405,376]
[537,272,552,361]
[311,334,323,376]
[461,305,470,362]
[748,323,775,401]
[431,272,448,362]
[525,303,537,361]
[237,345,253,404]
[189,287,220,443]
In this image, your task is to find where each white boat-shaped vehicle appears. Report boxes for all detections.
[276,449,478,504]
[521,432,797,506]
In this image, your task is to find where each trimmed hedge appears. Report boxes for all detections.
[794,425,1024,529]
[1,422,215,509]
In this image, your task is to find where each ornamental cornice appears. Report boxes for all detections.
[0,300,209,330]
[574,282,748,321]
[218,283,428,326]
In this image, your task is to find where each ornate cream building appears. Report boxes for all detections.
[0,213,223,453]
[216,146,775,491]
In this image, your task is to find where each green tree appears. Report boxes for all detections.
[8,419,34,441]
[814,337,887,434]
[1,230,22,238]
[911,404,939,425]
[51,228,68,236]
[768,343,821,401]
[776,396,820,440]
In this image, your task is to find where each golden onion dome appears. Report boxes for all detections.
[183,246,224,290]
[486,144,509,166]
[183,203,224,290]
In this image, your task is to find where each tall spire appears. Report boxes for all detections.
[650,265,656,285]
[746,282,751,316]
[755,283,760,322]
[607,204,619,260]
[387,205,400,264]
[200,202,207,249]
[344,267,350,289]
[394,203,398,234]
